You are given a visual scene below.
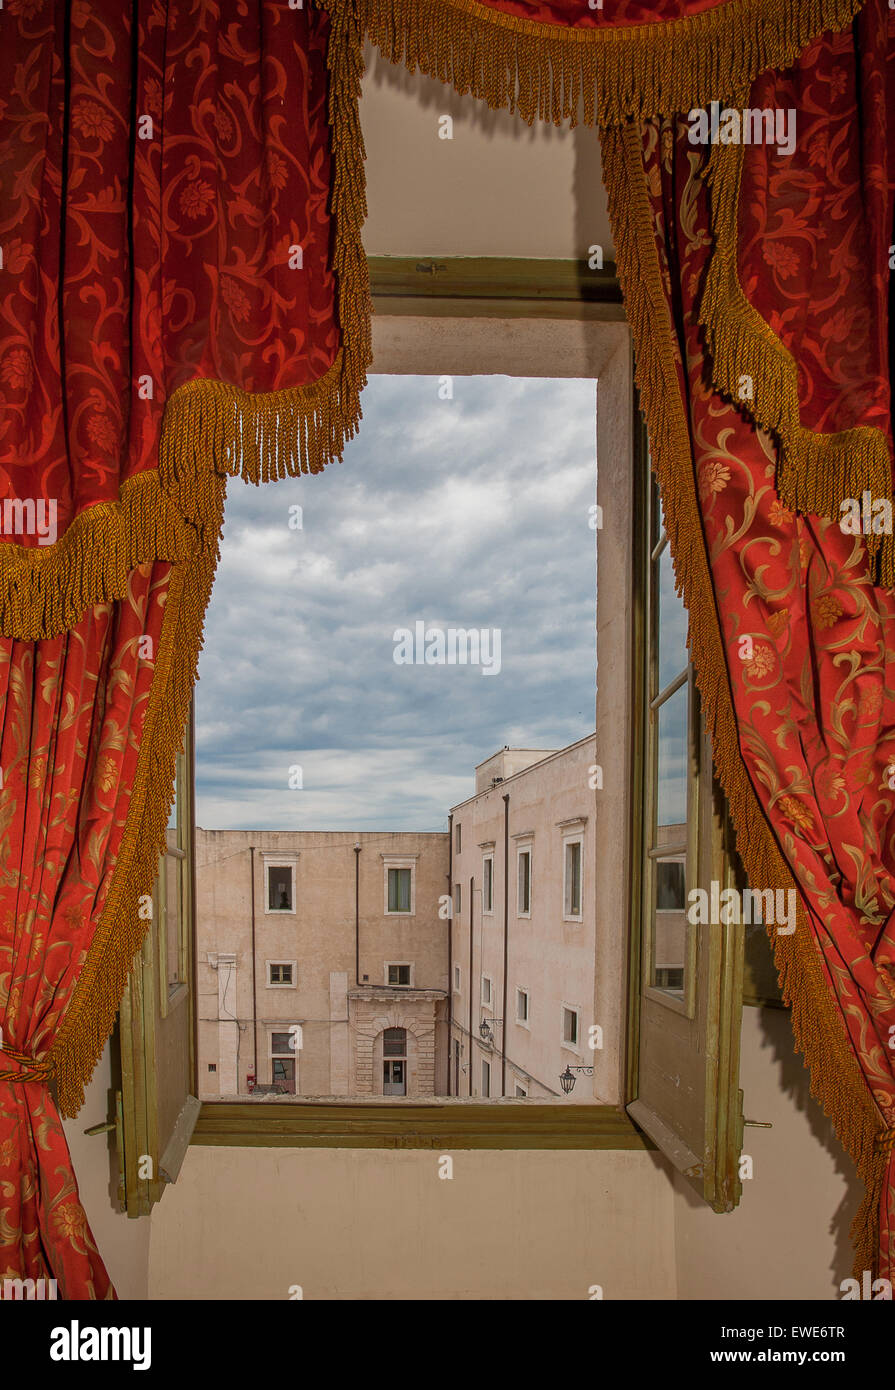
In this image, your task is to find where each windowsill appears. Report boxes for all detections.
[191,1100,655,1151]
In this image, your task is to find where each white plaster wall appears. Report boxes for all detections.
[672,1006,862,1300]
[362,43,613,261]
[62,1039,151,1301]
[148,1145,674,1300]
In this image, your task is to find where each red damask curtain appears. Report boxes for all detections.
[353,0,895,1281]
[0,0,368,1297]
[1,0,893,1298]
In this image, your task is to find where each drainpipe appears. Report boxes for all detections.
[447,814,453,1097]
[501,793,510,1097]
[468,875,474,1098]
[250,846,258,1090]
[354,842,361,986]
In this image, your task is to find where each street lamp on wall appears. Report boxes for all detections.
[479,1017,502,1044]
[559,1064,594,1095]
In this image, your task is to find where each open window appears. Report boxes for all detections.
[625,431,746,1213]
[115,710,199,1215]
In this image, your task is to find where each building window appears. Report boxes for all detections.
[387,963,411,986]
[562,1007,579,1048]
[456,823,462,853]
[483,853,494,913]
[482,1059,491,1098]
[515,1082,528,1098]
[208,1064,216,1073]
[266,863,295,914]
[481,974,493,1006]
[453,963,461,993]
[383,1027,407,1096]
[383,867,411,911]
[270,1031,297,1093]
[267,961,295,987]
[454,882,462,917]
[516,988,529,1024]
[563,838,583,920]
[517,848,531,916]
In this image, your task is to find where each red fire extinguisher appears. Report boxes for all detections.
[246,1070,256,1093]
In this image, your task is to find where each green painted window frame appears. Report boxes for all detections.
[191,256,648,1154]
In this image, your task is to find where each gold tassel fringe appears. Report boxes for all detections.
[601,120,887,1280]
[700,140,894,581]
[356,0,866,127]
[41,0,372,1112]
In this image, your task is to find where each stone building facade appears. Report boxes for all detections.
[449,735,599,1101]
[196,829,450,1099]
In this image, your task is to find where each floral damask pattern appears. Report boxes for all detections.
[0,1,338,535]
[737,0,895,441]
[0,563,170,1297]
[639,86,895,1275]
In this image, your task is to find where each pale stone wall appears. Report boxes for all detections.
[450,735,601,1102]
[196,829,449,1098]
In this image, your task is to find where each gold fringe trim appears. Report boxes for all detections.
[0,472,209,641]
[601,119,887,1279]
[48,476,224,1118]
[356,0,866,127]
[41,0,373,1110]
[1,0,372,645]
[700,140,894,581]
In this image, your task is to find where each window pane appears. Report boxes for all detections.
[388,867,411,912]
[383,1028,406,1057]
[271,1032,293,1053]
[656,683,688,829]
[518,851,530,913]
[656,537,688,693]
[272,1058,296,1093]
[565,842,581,915]
[651,855,687,996]
[268,866,293,911]
[164,851,182,989]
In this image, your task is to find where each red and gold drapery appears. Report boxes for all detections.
[0,0,368,1296]
[351,0,895,1283]
[1,0,893,1296]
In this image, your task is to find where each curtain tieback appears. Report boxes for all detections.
[876,1128,895,1155]
[0,1045,54,1083]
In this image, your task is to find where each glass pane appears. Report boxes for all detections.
[165,852,182,988]
[271,1032,292,1053]
[656,682,688,830]
[650,855,687,996]
[268,866,292,911]
[656,538,688,694]
[272,1058,295,1093]
[388,868,411,912]
[565,842,581,915]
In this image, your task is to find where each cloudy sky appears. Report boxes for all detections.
[194,374,598,831]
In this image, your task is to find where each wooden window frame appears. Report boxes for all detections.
[191,255,653,1156]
